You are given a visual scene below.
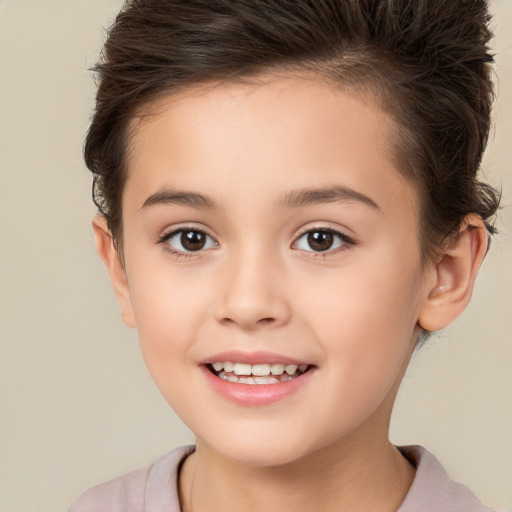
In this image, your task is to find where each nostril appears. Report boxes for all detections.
[220,316,277,329]
[257,317,276,325]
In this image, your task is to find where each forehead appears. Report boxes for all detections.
[124,75,418,220]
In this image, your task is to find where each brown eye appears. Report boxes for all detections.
[181,230,207,251]
[163,229,218,253]
[307,231,334,251]
[294,228,350,253]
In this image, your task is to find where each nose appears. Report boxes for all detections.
[214,249,291,330]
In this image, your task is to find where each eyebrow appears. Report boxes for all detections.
[141,189,216,210]
[140,185,380,212]
[279,186,380,211]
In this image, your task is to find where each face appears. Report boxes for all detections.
[112,76,431,466]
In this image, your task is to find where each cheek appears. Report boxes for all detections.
[307,256,420,327]
[304,277,420,434]
[301,254,422,378]
[128,276,206,414]
[125,259,211,366]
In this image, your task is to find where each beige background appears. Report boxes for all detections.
[0,1,510,511]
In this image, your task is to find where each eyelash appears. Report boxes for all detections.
[158,227,218,258]
[157,226,355,258]
[292,227,355,257]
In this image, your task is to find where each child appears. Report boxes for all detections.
[70,0,501,510]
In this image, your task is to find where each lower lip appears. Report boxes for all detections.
[201,366,314,406]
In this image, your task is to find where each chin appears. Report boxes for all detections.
[221,445,306,467]
[197,427,321,468]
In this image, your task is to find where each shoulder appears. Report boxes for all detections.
[398,445,497,512]
[68,445,195,512]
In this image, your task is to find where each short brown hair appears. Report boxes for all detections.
[85,0,500,262]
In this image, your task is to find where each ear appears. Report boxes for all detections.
[92,216,136,328]
[418,215,489,332]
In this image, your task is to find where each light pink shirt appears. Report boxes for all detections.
[69,445,496,511]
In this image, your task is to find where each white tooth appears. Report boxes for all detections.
[281,374,293,381]
[270,364,285,375]
[285,364,298,375]
[254,376,278,385]
[212,362,223,372]
[252,364,271,376]
[223,361,234,372]
[227,375,238,383]
[239,376,255,384]
[233,363,252,376]
[299,364,308,372]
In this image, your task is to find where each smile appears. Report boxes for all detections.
[208,361,310,385]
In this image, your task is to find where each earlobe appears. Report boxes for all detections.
[418,215,489,332]
[92,216,136,328]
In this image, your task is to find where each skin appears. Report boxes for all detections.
[94,75,488,512]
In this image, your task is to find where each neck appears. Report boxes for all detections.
[179,432,415,512]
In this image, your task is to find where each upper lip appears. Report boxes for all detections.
[201,350,311,366]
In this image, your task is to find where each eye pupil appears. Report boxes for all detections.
[307,231,334,251]
[181,231,206,251]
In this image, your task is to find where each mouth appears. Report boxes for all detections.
[207,361,311,385]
